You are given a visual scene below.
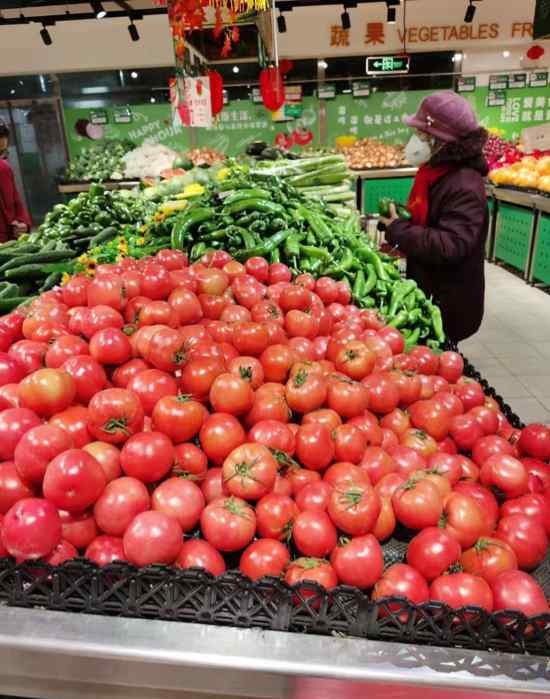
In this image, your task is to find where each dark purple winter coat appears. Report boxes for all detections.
[386,129,489,344]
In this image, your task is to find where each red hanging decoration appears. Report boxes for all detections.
[259,66,285,112]
[209,70,224,116]
[279,59,294,75]
[527,45,545,60]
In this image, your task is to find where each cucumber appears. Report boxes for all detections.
[39,272,62,292]
[5,264,52,280]
[0,296,31,312]
[0,250,74,274]
[89,226,118,246]
[0,283,20,299]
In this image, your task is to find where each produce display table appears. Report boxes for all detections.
[491,188,539,279]
[0,607,547,699]
[354,167,417,214]
[529,194,550,286]
[57,180,140,195]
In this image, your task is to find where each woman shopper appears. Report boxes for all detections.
[0,121,31,243]
[379,91,489,344]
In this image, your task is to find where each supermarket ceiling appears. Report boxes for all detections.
[0,1,164,23]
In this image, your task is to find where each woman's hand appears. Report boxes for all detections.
[379,202,399,227]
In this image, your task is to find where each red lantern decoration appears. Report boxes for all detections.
[208,70,224,116]
[279,59,294,75]
[527,45,545,61]
[259,66,285,112]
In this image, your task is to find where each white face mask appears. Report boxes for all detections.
[405,133,432,167]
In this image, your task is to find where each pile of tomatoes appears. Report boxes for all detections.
[0,247,548,622]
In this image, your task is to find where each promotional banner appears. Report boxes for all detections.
[180,76,213,128]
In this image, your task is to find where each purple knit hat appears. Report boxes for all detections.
[403,91,480,143]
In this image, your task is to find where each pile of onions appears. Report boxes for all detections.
[338,138,407,170]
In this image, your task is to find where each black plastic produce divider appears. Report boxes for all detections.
[0,349,547,656]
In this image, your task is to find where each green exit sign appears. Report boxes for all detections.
[366,55,410,75]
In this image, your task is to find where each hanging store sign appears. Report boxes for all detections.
[530,70,549,87]
[457,76,477,93]
[251,88,263,103]
[181,76,213,128]
[487,89,507,107]
[509,72,528,88]
[366,55,410,75]
[489,74,509,89]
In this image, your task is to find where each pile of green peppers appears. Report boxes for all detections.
[168,173,446,349]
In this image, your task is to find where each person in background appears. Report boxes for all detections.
[379,91,489,344]
[0,121,31,243]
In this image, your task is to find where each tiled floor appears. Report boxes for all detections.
[459,262,550,425]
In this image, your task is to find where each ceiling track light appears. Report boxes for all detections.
[387,5,396,23]
[277,11,286,33]
[464,0,476,23]
[40,24,52,45]
[128,21,139,41]
[91,1,107,19]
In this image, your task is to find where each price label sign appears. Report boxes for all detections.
[489,74,509,90]
[90,109,108,125]
[251,88,263,104]
[366,55,410,75]
[487,89,506,107]
[509,72,527,89]
[457,76,476,93]
[318,84,336,99]
[352,81,371,97]
[113,107,132,124]
[530,70,548,87]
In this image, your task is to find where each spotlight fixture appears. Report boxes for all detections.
[91,1,107,19]
[128,22,139,41]
[387,5,396,23]
[232,65,240,74]
[277,12,287,33]
[318,60,328,70]
[341,9,351,30]
[40,25,52,45]
[453,52,463,62]
[464,1,476,23]
[130,71,138,79]
[503,50,510,58]
[150,97,156,103]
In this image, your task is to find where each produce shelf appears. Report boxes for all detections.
[354,167,417,215]
[492,189,538,278]
[57,180,140,194]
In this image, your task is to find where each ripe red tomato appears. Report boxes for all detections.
[453,380,485,411]
[330,534,384,588]
[438,352,464,383]
[377,327,404,355]
[468,406,499,435]
[209,372,254,416]
[87,273,126,310]
[284,557,337,593]
[43,448,106,512]
[248,419,295,455]
[152,477,205,532]
[363,374,400,415]
[427,453,462,485]
[294,481,333,512]
[19,368,76,417]
[303,408,342,431]
[151,394,206,443]
[491,570,548,616]
[472,435,514,466]
[199,412,246,465]
[439,492,486,549]
[240,539,290,581]
[292,510,337,557]
[495,514,548,570]
[519,423,550,461]
[335,341,375,381]
[82,441,121,483]
[409,346,439,375]
[407,526,461,581]
[43,539,78,566]
[85,535,126,566]
[461,537,517,584]
[245,257,269,283]
[256,493,298,540]
[49,405,92,448]
[89,328,132,366]
[389,445,427,477]
[326,378,369,418]
[59,509,98,549]
[260,344,295,383]
[14,424,73,485]
[408,399,451,441]
[88,388,144,444]
[501,492,550,536]
[81,305,124,339]
[449,413,484,451]
[120,431,174,483]
[453,480,498,533]
[200,496,256,552]
[45,335,89,369]
[430,572,493,612]
[360,447,397,485]
[0,460,34,513]
[175,539,225,576]
[372,563,429,606]
[222,443,278,501]
[332,424,367,464]
[295,423,335,471]
[480,454,528,498]
[123,510,182,566]
[2,498,61,560]
[179,357,225,402]
[61,356,108,404]
[392,478,443,529]
[9,340,47,376]
[285,369,327,414]
[228,355,264,390]
[327,482,381,536]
